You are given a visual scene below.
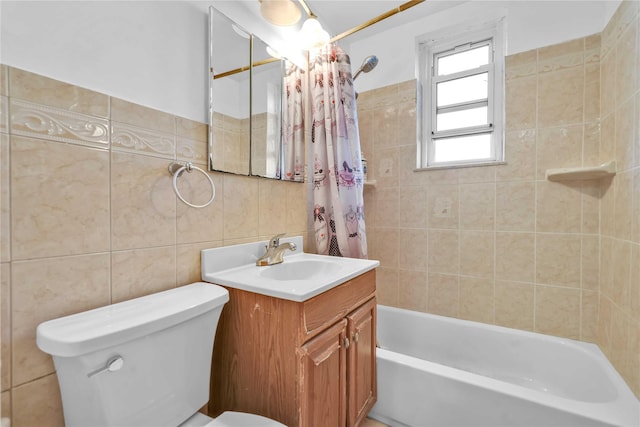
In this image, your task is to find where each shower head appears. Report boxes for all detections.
[361,55,379,72]
[353,55,378,80]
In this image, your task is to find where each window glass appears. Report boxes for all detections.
[433,133,492,163]
[436,106,488,132]
[436,72,488,107]
[437,44,489,76]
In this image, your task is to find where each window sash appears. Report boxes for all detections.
[434,39,492,76]
[418,22,504,168]
[431,47,494,140]
[436,103,489,132]
[429,132,495,166]
[434,68,490,107]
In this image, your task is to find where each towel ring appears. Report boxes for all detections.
[168,161,215,208]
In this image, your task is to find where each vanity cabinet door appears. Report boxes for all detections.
[299,319,348,427]
[347,297,377,427]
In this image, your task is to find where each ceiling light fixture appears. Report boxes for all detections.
[293,0,330,50]
[299,14,330,50]
[259,0,302,26]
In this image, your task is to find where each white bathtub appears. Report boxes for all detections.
[369,305,639,427]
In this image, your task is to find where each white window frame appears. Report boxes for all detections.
[416,19,505,169]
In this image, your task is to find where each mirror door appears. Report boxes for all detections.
[208,6,251,176]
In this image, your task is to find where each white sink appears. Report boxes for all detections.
[258,258,343,281]
[201,236,379,302]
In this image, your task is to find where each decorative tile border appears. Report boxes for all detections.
[111,97,175,135]
[10,99,109,149]
[176,136,207,165]
[111,121,175,159]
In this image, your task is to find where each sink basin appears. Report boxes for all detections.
[259,258,341,281]
[201,236,379,301]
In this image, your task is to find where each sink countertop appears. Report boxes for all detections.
[201,236,379,302]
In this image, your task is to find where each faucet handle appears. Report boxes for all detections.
[268,233,286,248]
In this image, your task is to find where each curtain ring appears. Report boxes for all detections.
[168,161,216,208]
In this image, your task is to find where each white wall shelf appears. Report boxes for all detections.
[545,161,616,182]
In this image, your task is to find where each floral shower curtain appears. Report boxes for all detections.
[282,60,305,181]
[309,44,368,259]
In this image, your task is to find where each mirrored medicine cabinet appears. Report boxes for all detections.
[208,6,304,182]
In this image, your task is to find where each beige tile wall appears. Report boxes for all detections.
[360,1,638,398]
[360,36,602,339]
[597,0,640,399]
[0,66,308,426]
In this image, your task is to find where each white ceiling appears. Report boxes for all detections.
[189,0,469,71]
[189,1,468,48]
[305,0,467,43]
[194,0,620,76]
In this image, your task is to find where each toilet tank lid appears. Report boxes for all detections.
[36,282,229,357]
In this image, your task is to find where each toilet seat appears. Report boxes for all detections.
[180,411,286,427]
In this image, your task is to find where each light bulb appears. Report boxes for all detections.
[299,16,330,50]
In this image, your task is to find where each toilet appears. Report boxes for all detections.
[36,282,285,427]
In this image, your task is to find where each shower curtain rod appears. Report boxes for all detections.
[296,0,314,18]
[214,0,425,79]
[329,0,425,43]
[214,57,279,80]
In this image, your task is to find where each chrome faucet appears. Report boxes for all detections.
[256,233,297,266]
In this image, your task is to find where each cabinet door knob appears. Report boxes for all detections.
[353,332,359,343]
[344,337,350,349]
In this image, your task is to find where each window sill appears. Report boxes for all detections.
[415,160,506,172]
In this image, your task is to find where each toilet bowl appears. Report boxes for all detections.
[36,282,285,427]
[181,411,284,427]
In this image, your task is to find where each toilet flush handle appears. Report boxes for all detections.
[88,356,125,378]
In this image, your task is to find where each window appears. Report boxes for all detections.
[417,20,505,168]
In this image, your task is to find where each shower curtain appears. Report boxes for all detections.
[309,44,368,259]
[282,60,305,181]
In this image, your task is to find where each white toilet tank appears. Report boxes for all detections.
[37,282,229,427]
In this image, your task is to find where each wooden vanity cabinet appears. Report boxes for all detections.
[208,269,377,427]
